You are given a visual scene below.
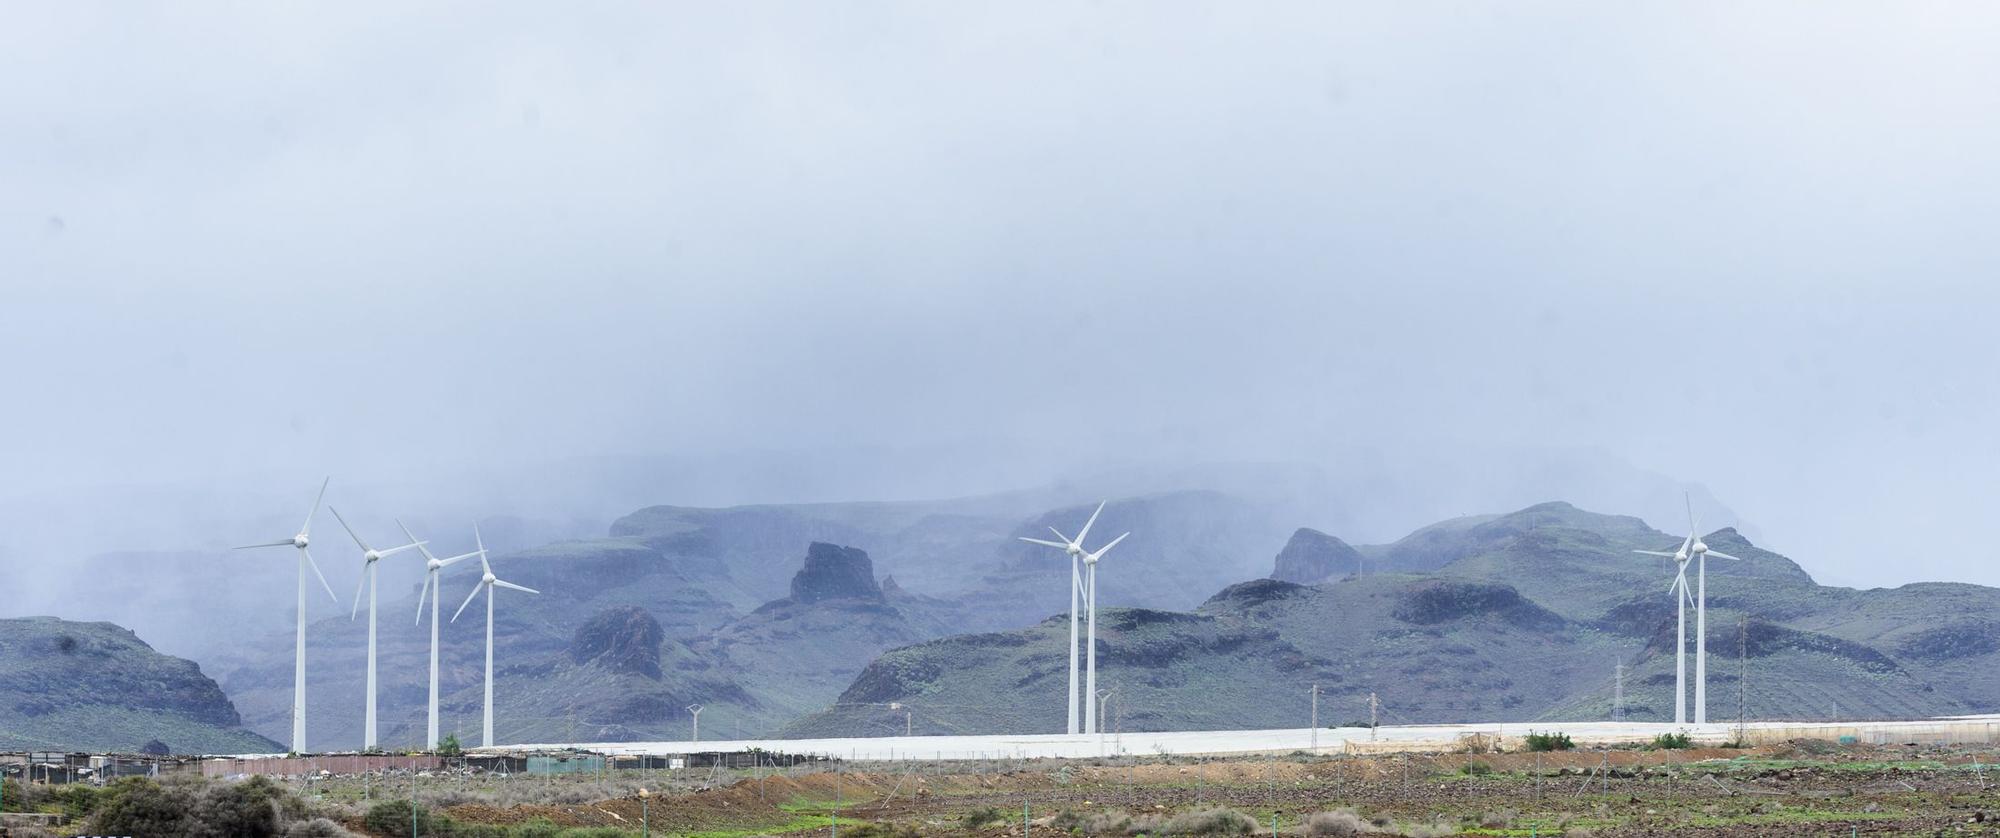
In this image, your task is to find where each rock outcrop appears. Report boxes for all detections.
[569,606,665,679]
[790,542,882,603]
[1270,528,1363,584]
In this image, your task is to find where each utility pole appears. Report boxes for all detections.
[889,702,911,737]
[1614,659,1625,722]
[1737,617,1748,742]
[687,704,704,743]
[1368,692,1380,740]
[1310,684,1320,752]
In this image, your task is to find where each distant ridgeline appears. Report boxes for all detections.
[154,493,2000,751]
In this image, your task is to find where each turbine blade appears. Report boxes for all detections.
[235,541,294,549]
[439,550,480,566]
[398,519,438,562]
[303,476,329,536]
[350,563,367,620]
[1075,501,1106,547]
[1669,564,1689,596]
[1707,550,1743,561]
[376,541,427,558]
[416,573,433,625]
[474,523,486,555]
[304,547,338,603]
[493,579,539,595]
[330,507,372,552]
[1018,537,1068,548]
[1092,531,1132,560]
[1632,550,1678,558]
[1049,527,1073,545]
[451,582,483,622]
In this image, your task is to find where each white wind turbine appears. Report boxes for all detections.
[1018,500,1106,735]
[400,520,483,751]
[1634,520,1695,724]
[451,529,539,749]
[1684,497,1741,725]
[234,477,340,754]
[330,507,426,750]
[1079,530,1130,736]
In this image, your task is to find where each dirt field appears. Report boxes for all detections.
[338,742,2000,835]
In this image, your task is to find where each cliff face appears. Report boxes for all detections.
[790,542,882,603]
[0,617,279,753]
[570,606,666,679]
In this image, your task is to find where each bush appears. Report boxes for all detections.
[1650,732,1693,750]
[1159,808,1258,835]
[437,733,464,758]
[363,799,437,835]
[962,806,1007,829]
[189,775,300,838]
[285,818,361,838]
[1524,731,1574,752]
[1303,809,1376,835]
[508,820,564,838]
[1458,760,1493,776]
[90,777,193,836]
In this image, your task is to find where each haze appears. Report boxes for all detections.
[4,2,1997,603]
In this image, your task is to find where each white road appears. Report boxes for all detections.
[484,714,2000,761]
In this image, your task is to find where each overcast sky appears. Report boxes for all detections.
[4,2,1998,591]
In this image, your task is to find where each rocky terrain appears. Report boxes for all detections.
[0,617,279,753]
[787,502,2000,737]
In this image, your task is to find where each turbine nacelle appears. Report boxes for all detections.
[292,533,310,549]
[482,571,497,585]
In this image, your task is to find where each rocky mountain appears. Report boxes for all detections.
[786,502,2000,737]
[211,488,1297,749]
[0,617,279,753]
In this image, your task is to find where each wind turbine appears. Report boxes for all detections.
[1634,521,1695,724]
[400,520,483,751]
[330,507,426,750]
[234,477,340,754]
[1079,531,1130,736]
[1684,497,1741,725]
[1018,500,1106,735]
[452,529,539,749]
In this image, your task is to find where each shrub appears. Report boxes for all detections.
[189,775,301,838]
[90,777,193,836]
[962,805,1007,829]
[437,733,464,758]
[1524,731,1574,752]
[1303,809,1376,835]
[1650,732,1693,750]
[1160,808,1258,835]
[363,799,437,835]
[49,783,106,819]
[1458,760,1493,776]
[284,818,361,838]
[508,820,564,838]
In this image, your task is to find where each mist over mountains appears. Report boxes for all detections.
[5,452,1999,752]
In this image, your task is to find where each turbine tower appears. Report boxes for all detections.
[1018,500,1106,735]
[330,507,425,750]
[1634,522,1695,724]
[401,520,483,751]
[452,536,539,749]
[1684,496,1741,725]
[1079,531,1130,736]
[234,477,340,754]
